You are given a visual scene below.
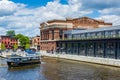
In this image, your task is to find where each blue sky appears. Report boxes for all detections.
[10,0,54,7]
[0,0,120,37]
[10,0,68,7]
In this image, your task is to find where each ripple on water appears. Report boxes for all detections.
[1,57,120,80]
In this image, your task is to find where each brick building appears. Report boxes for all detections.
[0,36,18,50]
[31,35,40,50]
[39,17,112,53]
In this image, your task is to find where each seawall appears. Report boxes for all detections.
[41,51,120,67]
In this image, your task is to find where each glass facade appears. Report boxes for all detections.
[96,32,104,38]
[72,43,79,55]
[79,43,86,56]
[57,41,120,59]
[95,43,104,57]
[66,29,120,40]
[117,42,120,59]
[66,43,72,54]
[61,43,66,54]
[87,43,94,56]
[105,42,115,58]
[105,31,116,38]
[118,31,120,37]
[57,27,120,59]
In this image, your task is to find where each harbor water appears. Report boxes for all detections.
[0,57,120,80]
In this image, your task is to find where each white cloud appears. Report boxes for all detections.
[95,15,120,26]
[0,0,92,37]
[99,8,120,15]
[0,0,120,37]
[0,0,25,16]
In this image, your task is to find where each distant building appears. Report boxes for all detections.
[39,17,112,52]
[31,35,40,50]
[0,36,18,50]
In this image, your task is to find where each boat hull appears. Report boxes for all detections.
[7,61,41,67]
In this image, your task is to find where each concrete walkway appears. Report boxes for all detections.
[41,51,120,67]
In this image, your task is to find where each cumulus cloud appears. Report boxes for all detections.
[99,8,120,15]
[96,15,120,26]
[0,0,92,37]
[0,0,25,16]
[0,0,120,37]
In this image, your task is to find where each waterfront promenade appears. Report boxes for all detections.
[41,51,120,67]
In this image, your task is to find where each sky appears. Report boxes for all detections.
[0,0,120,37]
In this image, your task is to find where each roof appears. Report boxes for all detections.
[65,25,120,34]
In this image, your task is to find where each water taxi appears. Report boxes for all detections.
[7,56,41,67]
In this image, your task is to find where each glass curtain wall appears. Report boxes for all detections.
[105,31,116,38]
[79,43,86,56]
[87,42,94,56]
[95,42,104,57]
[105,42,115,58]
[81,33,86,39]
[118,30,120,37]
[72,42,79,55]
[91,33,96,39]
[96,32,104,39]
[67,42,72,54]
[61,43,66,54]
[117,42,120,59]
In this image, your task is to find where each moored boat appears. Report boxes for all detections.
[7,56,41,67]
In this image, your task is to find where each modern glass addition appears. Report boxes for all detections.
[79,43,86,56]
[105,42,115,58]
[118,31,120,37]
[57,40,120,59]
[57,26,120,59]
[87,43,94,56]
[72,43,78,55]
[95,43,104,57]
[117,42,120,59]
[65,29,120,40]
[66,43,72,54]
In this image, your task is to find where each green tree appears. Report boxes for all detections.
[14,34,23,39]
[1,43,5,50]
[14,34,30,48]
[13,44,18,50]
[6,30,15,37]
[25,44,30,49]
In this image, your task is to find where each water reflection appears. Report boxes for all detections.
[0,57,120,80]
[8,64,40,71]
[41,57,120,80]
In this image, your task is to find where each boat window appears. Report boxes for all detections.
[22,58,28,61]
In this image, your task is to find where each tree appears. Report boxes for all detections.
[6,30,15,37]
[19,36,30,47]
[1,43,5,50]
[13,44,18,50]
[14,34,30,48]
[25,44,30,49]
[14,34,23,39]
